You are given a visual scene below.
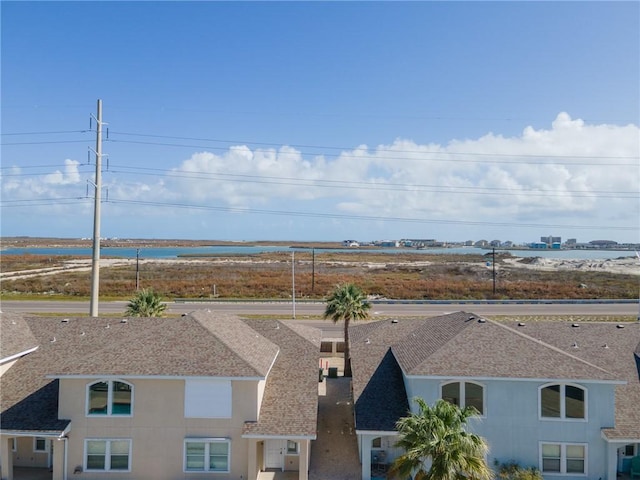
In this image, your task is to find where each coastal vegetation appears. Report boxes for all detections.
[1,251,637,301]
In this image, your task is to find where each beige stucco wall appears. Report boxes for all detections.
[11,437,49,468]
[59,377,261,480]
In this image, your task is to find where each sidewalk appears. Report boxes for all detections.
[310,372,361,480]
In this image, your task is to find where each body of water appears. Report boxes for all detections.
[0,245,636,260]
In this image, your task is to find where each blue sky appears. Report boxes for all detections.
[2,1,639,243]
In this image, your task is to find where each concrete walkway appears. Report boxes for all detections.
[309,376,361,480]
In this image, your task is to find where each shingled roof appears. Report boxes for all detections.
[0,312,38,363]
[503,320,640,441]
[242,320,321,438]
[349,312,633,435]
[1,311,317,437]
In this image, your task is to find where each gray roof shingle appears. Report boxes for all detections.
[242,320,321,438]
[350,313,637,437]
[0,312,38,362]
[1,311,319,438]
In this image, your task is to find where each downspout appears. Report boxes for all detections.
[63,437,68,480]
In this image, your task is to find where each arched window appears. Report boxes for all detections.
[87,380,133,416]
[540,383,585,420]
[441,381,484,415]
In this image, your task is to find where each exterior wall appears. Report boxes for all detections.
[405,377,616,478]
[11,437,50,468]
[58,377,261,480]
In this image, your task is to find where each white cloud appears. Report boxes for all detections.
[2,113,638,241]
[43,159,81,185]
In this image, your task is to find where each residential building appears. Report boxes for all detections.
[0,311,320,480]
[350,312,640,479]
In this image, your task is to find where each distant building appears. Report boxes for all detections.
[541,235,561,247]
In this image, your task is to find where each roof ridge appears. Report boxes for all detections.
[190,311,279,377]
[487,319,616,377]
[276,321,321,348]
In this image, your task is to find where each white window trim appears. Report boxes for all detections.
[84,438,132,472]
[86,379,134,417]
[286,440,300,455]
[183,438,231,473]
[33,437,48,452]
[538,383,587,421]
[539,441,588,476]
[440,380,486,417]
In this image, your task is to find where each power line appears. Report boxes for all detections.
[1,140,91,146]
[106,164,639,199]
[106,138,638,167]
[105,197,638,231]
[107,130,639,161]
[1,130,90,136]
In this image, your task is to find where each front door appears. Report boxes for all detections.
[265,440,285,470]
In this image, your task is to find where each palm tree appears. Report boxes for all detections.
[323,283,370,377]
[388,398,492,480]
[125,289,167,317]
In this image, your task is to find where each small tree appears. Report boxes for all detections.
[494,460,542,480]
[323,283,370,377]
[389,398,493,480]
[125,289,167,317]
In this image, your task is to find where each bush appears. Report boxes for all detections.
[494,460,543,480]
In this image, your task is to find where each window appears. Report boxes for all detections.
[184,379,231,418]
[624,444,635,457]
[184,439,230,472]
[34,437,47,452]
[541,443,586,474]
[540,383,585,420]
[11,438,17,452]
[371,437,382,449]
[85,439,131,472]
[87,380,132,416]
[287,441,299,454]
[441,381,484,415]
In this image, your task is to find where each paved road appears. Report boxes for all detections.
[1,299,638,317]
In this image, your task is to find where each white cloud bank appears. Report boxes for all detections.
[2,113,639,241]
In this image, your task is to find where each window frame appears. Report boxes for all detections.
[440,380,485,416]
[83,439,132,472]
[538,383,587,421]
[33,437,47,452]
[11,438,17,452]
[183,438,231,473]
[539,442,587,475]
[86,379,134,417]
[286,440,300,455]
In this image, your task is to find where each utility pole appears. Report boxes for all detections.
[311,248,315,292]
[136,248,140,291]
[492,248,497,295]
[89,99,104,317]
[292,251,296,319]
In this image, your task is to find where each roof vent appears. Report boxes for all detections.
[80,331,85,336]
[105,324,110,329]
[50,337,56,343]
[391,319,398,324]
[571,323,580,328]
[275,323,280,329]
[572,341,578,348]
[602,343,609,349]
[477,318,486,323]
[469,316,476,321]
[61,318,69,323]
[518,322,526,327]
[120,318,128,324]
[617,324,625,329]
[365,338,371,344]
